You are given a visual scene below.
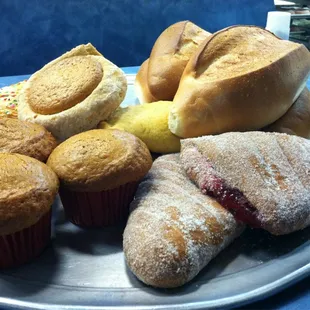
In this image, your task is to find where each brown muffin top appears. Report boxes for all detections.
[0,153,59,236]
[0,118,57,162]
[26,55,103,115]
[47,129,153,191]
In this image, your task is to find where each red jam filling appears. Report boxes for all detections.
[201,167,261,228]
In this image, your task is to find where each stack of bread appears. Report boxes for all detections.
[121,22,310,287]
[1,21,310,293]
[135,22,310,139]
[98,21,310,156]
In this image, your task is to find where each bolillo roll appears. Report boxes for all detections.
[169,26,310,138]
[135,21,211,102]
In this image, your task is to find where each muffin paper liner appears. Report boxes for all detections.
[0,210,51,269]
[59,181,139,227]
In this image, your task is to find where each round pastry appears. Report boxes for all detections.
[98,101,181,153]
[18,43,127,141]
[0,80,27,118]
[0,118,57,162]
[47,129,152,227]
[0,153,59,268]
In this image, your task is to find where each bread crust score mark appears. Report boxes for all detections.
[147,21,211,100]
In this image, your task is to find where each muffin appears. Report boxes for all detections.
[98,101,181,153]
[0,118,57,162]
[0,80,26,118]
[47,129,152,227]
[0,153,59,268]
[18,43,127,141]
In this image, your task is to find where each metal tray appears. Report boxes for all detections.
[1,78,310,310]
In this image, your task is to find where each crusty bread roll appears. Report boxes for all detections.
[263,87,310,138]
[123,154,244,288]
[181,131,310,235]
[136,21,211,102]
[98,101,180,153]
[169,26,310,138]
[18,43,127,141]
[134,59,158,103]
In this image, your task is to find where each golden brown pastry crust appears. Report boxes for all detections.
[264,87,310,138]
[147,21,211,100]
[47,129,152,192]
[0,153,59,235]
[134,59,158,103]
[27,56,103,115]
[169,26,310,138]
[18,44,127,141]
[0,118,57,162]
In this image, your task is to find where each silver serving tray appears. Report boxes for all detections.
[1,78,310,310]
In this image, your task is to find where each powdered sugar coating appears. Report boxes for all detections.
[181,131,310,235]
[123,154,243,288]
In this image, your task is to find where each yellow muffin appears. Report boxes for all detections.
[98,101,180,153]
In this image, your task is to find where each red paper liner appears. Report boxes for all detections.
[59,181,139,227]
[0,210,51,269]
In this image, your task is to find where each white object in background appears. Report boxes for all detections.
[266,11,291,40]
[274,0,295,5]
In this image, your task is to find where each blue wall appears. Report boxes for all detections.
[0,0,274,76]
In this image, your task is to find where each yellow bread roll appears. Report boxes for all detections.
[98,101,180,153]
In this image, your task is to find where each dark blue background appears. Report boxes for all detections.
[0,0,274,76]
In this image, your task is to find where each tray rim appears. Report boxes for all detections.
[0,243,309,310]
